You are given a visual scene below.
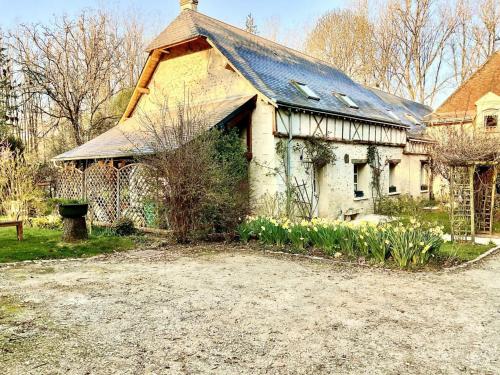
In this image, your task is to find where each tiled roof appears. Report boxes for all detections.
[146,10,431,128]
[53,96,256,161]
[431,51,500,119]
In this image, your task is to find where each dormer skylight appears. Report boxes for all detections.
[386,108,400,121]
[405,113,420,125]
[292,81,320,101]
[335,93,359,109]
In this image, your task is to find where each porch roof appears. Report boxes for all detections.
[53,95,256,161]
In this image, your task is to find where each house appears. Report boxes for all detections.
[53,0,432,225]
[426,51,500,134]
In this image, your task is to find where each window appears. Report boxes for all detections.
[389,162,398,193]
[354,164,359,192]
[405,113,420,125]
[292,81,320,100]
[335,93,359,109]
[386,109,400,121]
[484,114,497,130]
[353,162,367,198]
[420,162,429,192]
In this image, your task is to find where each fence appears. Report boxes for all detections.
[56,163,159,228]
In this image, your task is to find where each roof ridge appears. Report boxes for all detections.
[180,10,351,75]
[364,84,431,109]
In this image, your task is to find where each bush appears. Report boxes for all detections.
[237,216,444,268]
[112,217,136,236]
[375,194,427,217]
[29,215,62,230]
[139,102,249,243]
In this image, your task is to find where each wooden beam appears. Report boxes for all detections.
[450,167,455,242]
[137,87,150,95]
[490,166,498,235]
[469,165,476,243]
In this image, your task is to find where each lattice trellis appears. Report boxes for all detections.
[450,166,471,241]
[56,167,84,200]
[56,162,159,227]
[450,165,499,239]
[85,164,119,224]
[118,164,157,228]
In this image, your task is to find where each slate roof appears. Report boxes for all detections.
[53,96,256,161]
[147,9,431,128]
[365,87,432,138]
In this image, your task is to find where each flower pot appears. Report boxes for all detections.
[59,203,88,219]
[354,190,364,198]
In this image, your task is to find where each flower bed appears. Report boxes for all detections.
[237,217,444,269]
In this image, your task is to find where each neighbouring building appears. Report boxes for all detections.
[425,51,500,236]
[426,51,500,135]
[53,0,433,226]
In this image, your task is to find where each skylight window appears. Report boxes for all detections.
[335,93,359,109]
[386,109,400,121]
[292,81,320,101]
[405,113,420,125]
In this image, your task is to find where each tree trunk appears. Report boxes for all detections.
[62,217,88,242]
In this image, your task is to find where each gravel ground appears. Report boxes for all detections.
[0,244,499,375]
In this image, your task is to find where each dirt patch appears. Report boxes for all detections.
[0,244,499,374]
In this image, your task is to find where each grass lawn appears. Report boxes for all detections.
[418,208,500,235]
[0,227,136,263]
[438,241,497,262]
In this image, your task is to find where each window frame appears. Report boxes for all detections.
[420,161,429,192]
[353,164,359,192]
[484,114,498,130]
[335,93,359,109]
[386,109,400,121]
[389,162,397,192]
[291,81,321,101]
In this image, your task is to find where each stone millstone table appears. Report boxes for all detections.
[59,204,89,242]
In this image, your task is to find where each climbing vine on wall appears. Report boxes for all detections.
[296,137,337,169]
[367,145,387,213]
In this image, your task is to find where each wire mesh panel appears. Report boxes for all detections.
[118,164,157,228]
[85,163,119,224]
[56,167,84,201]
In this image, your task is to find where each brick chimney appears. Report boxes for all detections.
[180,0,198,11]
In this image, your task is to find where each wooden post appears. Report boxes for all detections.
[490,165,498,235]
[450,167,455,242]
[469,165,476,243]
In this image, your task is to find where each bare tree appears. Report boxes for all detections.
[135,95,249,242]
[381,0,458,105]
[475,0,500,58]
[305,7,376,85]
[429,126,500,178]
[120,13,147,89]
[449,0,483,84]
[11,10,126,146]
[245,13,259,35]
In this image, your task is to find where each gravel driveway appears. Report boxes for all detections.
[0,245,499,374]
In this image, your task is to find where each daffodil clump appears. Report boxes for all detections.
[237,216,444,268]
